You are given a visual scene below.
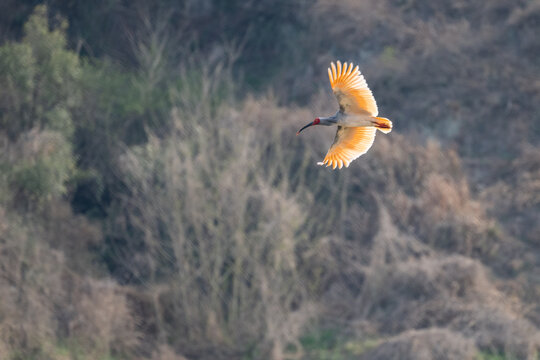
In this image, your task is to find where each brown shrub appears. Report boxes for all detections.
[358,255,498,333]
[39,200,103,274]
[348,135,520,267]
[0,209,62,355]
[63,276,139,356]
[108,97,321,358]
[151,344,190,360]
[0,206,138,358]
[355,251,540,358]
[450,307,540,360]
[481,146,540,246]
[361,328,477,360]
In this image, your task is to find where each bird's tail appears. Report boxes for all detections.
[373,117,392,134]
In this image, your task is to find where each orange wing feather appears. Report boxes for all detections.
[318,126,377,169]
[328,61,378,116]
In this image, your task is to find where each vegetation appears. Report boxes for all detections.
[0,1,539,359]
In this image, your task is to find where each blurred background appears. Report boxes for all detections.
[0,1,539,359]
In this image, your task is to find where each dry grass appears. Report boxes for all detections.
[361,328,478,360]
[481,146,540,246]
[355,251,540,358]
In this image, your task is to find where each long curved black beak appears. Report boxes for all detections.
[296,121,314,136]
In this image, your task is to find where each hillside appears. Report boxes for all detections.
[0,1,539,359]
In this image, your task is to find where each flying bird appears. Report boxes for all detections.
[297,61,392,169]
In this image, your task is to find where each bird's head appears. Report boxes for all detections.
[296,118,320,136]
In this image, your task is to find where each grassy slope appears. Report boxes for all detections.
[0,1,539,359]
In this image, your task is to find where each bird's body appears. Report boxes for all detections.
[319,111,378,128]
[297,61,392,169]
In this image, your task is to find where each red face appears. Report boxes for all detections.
[297,117,320,135]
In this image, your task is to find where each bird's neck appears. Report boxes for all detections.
[319,113,338,126]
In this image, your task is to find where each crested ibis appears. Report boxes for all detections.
[297,61,392,169]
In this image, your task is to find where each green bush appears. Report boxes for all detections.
[6,130,75,207]
[0,5,80,139]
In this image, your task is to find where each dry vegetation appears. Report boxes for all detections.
[0,1,539,359]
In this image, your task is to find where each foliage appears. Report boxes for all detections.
[0,6,79,209]
[3,129,76,207]
[0,5,80,139]
[475,352,514,360]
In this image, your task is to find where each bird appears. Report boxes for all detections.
[297,61,392,169]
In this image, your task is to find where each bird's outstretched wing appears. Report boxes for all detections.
[328,61,378,116]
[318,126,376,169]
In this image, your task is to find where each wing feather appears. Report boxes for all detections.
[328,61,378,116]
[318,126,376,170]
